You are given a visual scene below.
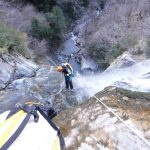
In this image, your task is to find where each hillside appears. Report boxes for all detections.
[74,0,150,68]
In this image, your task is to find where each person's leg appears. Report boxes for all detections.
[65,78,69,89]
[69,80,73,90]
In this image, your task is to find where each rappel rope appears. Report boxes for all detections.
[93,95,150,147]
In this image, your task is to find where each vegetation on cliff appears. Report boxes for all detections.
[81,0,150,68]
[0,22,30,57]
[27,0,90,47]
[31,6,67,47]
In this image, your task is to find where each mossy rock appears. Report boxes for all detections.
[117,88,150,100]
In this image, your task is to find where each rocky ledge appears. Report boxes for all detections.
[0,52,88,113]
[54,86,150,150]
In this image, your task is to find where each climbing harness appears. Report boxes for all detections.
[0,102,65,150]
[93,96,150,148]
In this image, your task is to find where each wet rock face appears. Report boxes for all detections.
[0,53,38,90]
[54,86,150,150]
[0,53,87,113]
[0,62,13,89]
[81,56,98,71]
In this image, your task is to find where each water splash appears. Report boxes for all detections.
[74,59,150,97]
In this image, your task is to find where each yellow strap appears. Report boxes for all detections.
[15,101,44,107]
[25,101,44,106]
[0,110,27,148]
[52,135,61,150]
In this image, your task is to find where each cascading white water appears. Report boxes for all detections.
[74,59,150,97]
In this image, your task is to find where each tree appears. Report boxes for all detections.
[31,18,41,37]
[52,6,67,33]
[45,6,67,46]
[145,38,150,58]
[24,0,56,12]
[0,22,30,57]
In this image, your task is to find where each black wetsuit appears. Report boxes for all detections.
[62,66,73,90]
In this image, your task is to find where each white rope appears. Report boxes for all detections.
[93,95,150,147]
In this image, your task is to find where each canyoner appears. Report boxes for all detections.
[57,62,74,91]
[0,101,65,150]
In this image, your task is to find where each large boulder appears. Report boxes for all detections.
[0,53,39,90]
[81,56,98,71]
[0,60,14,89]
[105,53,136,72]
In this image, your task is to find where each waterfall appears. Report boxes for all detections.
[57,32,150,99]
[74,59,150,97]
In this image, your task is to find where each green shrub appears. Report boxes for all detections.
[121,34,138,48]
[59,0,86,22]
[79,0,89,7]
[87,39,128,68]
[24,0,56,12]
[31,17,53,40]
[87,39,111,68]
[0,22,30,57]
[46,6,67,46]
[31,6,67,47]
[109,35,137,62]
[51,6,67,33]
[31,18,41,37]
[110,43,126,61]
[60,1,77,21]
[144,38,150,58]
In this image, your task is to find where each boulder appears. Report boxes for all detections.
[14,53,39,78]
[81,56,98,71]
[0,53,39,90]
[106,53,136,72]
[0,57,14,89]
